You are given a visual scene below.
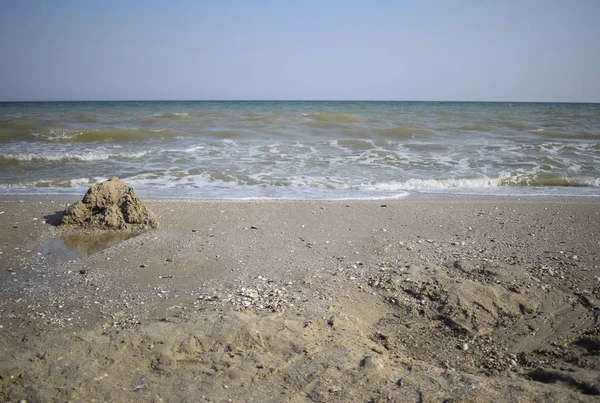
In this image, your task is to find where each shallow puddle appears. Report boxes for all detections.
[39,231,141,265]
[61,231,141,255]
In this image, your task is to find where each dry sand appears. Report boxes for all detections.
[1,199,599,402]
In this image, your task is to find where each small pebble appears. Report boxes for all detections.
[459,343,469,351]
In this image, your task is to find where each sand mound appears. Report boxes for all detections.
[60,177,159,230]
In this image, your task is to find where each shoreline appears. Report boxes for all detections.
[1,190,599,203]
[1,198,599,401]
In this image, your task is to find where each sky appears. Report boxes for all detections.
[0,0,598,102]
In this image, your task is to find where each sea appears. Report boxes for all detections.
[0,101,599,200]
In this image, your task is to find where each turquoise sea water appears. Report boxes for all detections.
[0,101,599,199]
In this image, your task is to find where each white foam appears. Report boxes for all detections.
[221,139,238,146]
[32,130,80,140]
[1,151,147,162]
[0,177,106,189]
[69,177,108,187]
[152,112,188,117]
[164,146,205,153]
[367,177,501,191]
[571,177,600,187]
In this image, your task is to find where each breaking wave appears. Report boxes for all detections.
[31,128,179,142]
[368,174,600,191]
[0,177,108,189]
[0,151,147,163]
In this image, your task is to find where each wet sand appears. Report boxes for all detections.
[1,199,599,402]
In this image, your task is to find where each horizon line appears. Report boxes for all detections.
[1,99,599,104]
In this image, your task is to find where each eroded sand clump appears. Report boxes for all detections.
[60,177,159,230]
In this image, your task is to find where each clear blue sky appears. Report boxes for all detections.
[1,0,598,102]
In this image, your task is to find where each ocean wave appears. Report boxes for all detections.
[496,121,539,131]
[570,177,600,187]
[0,118,40,141]
[540,121,569,128]
[0,117,40,128]
[533,130,598,140]
[164,145,206,153]
[69,111,102,124]
[331,139,380,151]
[305,113,362,123]
[299,113,364,129]
[369,177,501,190]
[0,150,147,163]
[527,128,569,137]
[367,174,600,191]
[208,130,240,139]
[456,125,495,132]
[152,112,189,118]
[242,114,264,121]
[31,128,179,142]
[373,127,434,138]
[0,177,107,189]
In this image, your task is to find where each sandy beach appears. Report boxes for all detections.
[1,198,599,402]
